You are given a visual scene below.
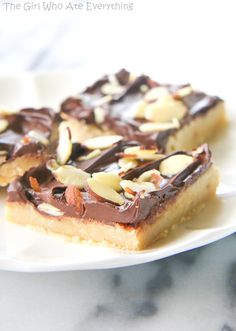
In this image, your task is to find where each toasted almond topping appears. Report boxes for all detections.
[78,149,101,161]
[101,83,125,96]
[59,120,81,143]
[139,118,180,132]
[0,119,8,133]
[118,158,138,173]
[29,176,41,192]
[174,86,193,99]
[37,203,64,217]
[137,169,161,183]
[92,172,122,191]
[57,126,72,165]
[87,178,124,205]
[52,165,90,189]
[144,94,187,123]
[46,159,59,172]
[134,100,146,119]
[140,84,149,93]
[144,87,169,102]
[122,146,163,161]
[83,135,122,150]
[120,180,156,196]
[65,185,84,209]
[27,130,49,145]
[94,107,106,124]
[159,154,194,176]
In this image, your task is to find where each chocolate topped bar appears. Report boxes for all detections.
[8,135,212,227]
[60,69,223,151]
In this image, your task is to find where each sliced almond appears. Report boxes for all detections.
[65,185,84,210]
[92,172,122,191]
[139,118,180,132]
[144,87,169,102]
[57,126,72,165]
[120,180,156,196]
[0,119,8,133]
[137,169,160,183]
[118,158,138,173]
[87,178,124,205]
[83,135,122,150]
[78,149,101,161]
[94,107,105,124]
[134,100,146,119]
[59,120,81,144]
[174,86,193,98]
[144,94,187,123]
[46,159,60,171]
[27,130,49,145]
[101,83,125,96]
[123,146,163,161]
[140,84,149,93]
[159,154,194,176]
[52,165,90,189]
[37,203,64,217]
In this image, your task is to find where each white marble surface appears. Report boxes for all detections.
[0,0,236,330]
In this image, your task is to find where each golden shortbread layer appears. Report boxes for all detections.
[165,102,226,153]
[5,165,219,250]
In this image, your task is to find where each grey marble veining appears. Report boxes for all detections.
[0,235,235,331]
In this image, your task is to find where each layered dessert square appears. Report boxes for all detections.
[6,127,219,250]
[0,107,56,186]
[61,69,226,153]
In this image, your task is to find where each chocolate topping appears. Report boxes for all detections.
[8,143,212,227]
[0,107,56,161]
[60,69,222,151]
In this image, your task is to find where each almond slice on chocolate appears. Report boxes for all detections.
[123,146,164,161]
[174,86,193,98]
[83,135,123,150]
[37,203,64,217]
[87,178,124,205]
[118,158,138,172]
[144,87,169,102]
[94,107,106,124]
[139,118,180,132]
[52,165,90,189]
[27,130,49,145]
[0,119,8,133]
[120,180,156,197]
[78,149,101,161]
[101,83,125,96]
[137,169,161,183]
[92,172,122,191]
[57,126,72,165]
[134,100,146,119]
[159,154,194,176]
[144,94,187,123]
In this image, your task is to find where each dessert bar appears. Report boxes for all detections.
[6,129,219,250]
[0,107,56,186]
[61,69,226,152]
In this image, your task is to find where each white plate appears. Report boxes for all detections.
[0,72,235,272]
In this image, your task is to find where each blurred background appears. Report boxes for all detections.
[0,0,235,102]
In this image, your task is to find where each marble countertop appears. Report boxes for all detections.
[0,1,236,330]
